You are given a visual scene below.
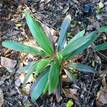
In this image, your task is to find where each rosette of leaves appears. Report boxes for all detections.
[2,9,107,102]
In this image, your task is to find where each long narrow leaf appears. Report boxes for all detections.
[21,62,36,73]
[97,26,107,33]
[23,62,37,85]
[31,68,49,102]
[48,60,60,94]
[95,42,107,51]
[69,29,85,44]
[68,63,96,73]
[57,15,71,51]
[35,59,50,75]
[43,82,48,94]
[2,41,45,56]
[62,31,99,61]
[24,10,54,56]
[64,69,76,81]
[22,59,50,86]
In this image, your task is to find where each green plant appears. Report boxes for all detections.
[66,99,73,107]
[2,9,107,102]
[93,26,107,55]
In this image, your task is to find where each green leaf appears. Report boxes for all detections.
[35,59,50,75]
[49,60,60,94]
[62,31,99,61]
[31,68,49,102]
[43,82,48,94]
[23,62,37,85]
[57,53,63,64]
[66,99,73,107]
[24,10,54,56]
[2,41,45,56]
[97,26,107,33]
[22,58,49,85]
[95,42,107,51]
[68,63,96,73]
[69,29,85,43]
[57,15,71,51]
[64,69,76,81]
[21,62,36,73]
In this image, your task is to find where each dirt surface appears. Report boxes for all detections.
[0,0,107,107]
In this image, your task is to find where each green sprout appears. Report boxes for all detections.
[2,8,107,102]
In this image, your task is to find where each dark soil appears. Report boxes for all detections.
[0,0,107,107]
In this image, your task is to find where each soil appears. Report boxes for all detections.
[0,0,107,107]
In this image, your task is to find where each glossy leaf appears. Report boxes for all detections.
[97,26,107,33]
[64,69,76,81]
[49,60,60,94]
[31,68,49,102]
[23,62,37,85]
[68,63,96,73]
[57,53,63,64]
[43,82,48,94]
[24,10,54,56]
[62,31,99,61]
[69,29,85,43]
[57,15,71,51]
[2,41,45,56]
[95,42,107,51]
[23,58,50,84]
[21,62,36,73]
[35,59,50,75]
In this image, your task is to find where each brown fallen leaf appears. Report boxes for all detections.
[42,24,59,43]
[63,88,78,101]
[96,75,107,107]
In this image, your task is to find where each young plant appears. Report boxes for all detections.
[94,26,107,52]
[2,9,107,102]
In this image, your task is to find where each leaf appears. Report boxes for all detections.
[2,41,45,56]
[69,29,85,43]
[48,60,60,94]
[68,63,96,73]
[95,42,107,51]
[24,10,54,56]
[43,82,48,94]
[57,15,71,51]
[31,68,49,102]
[35,59,50,75]
[23,62,37,85]
[62,31,99,61]
[21,62,36,73]
[64,69,76,81]
[97,26,107,33]
[55,77,62,102]
[66,99,73,107]
[57,53,63,64]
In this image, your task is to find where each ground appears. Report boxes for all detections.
[0,0,107,107]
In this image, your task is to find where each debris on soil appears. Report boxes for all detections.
[0,88,4,107]
[0,0,107,107]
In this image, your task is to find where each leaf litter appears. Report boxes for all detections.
[0,0,107,107]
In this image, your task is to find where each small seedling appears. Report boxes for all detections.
[2,8,107,102]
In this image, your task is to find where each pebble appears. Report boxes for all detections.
[0,88,4,107]
[98,1,104,9]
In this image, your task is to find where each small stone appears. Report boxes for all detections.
[96,14,102,20]
[98,2,104,9]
